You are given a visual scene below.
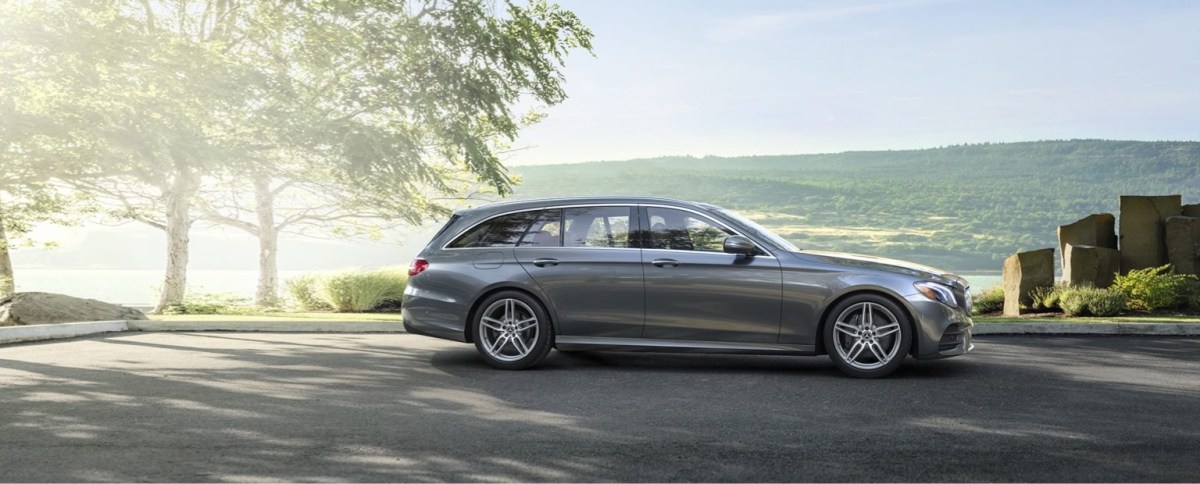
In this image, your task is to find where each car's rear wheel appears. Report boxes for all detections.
[471,291,553,370]
[823,294,911,378]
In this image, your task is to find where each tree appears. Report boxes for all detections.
[174,0,593,306]
[3,0,592,310]
[0,3,112,299]
[197,162,492,306]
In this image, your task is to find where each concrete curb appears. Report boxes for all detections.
[973,322,1200,335]
[0,320,129,345]
[127,320,406,333]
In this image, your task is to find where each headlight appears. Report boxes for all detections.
[915,281,958,307]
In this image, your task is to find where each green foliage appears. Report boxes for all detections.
[1112,265,1197,311]
[972,285,1005,315]
[1059,287,1126,317]
[512,140,1200,271]
[1185,280,1200,312]
[318,269,408,313]
[286,274,333,312]
[1029,284,1069,312]
[162,292,262,315]
[288,268,409,313]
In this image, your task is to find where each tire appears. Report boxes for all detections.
[822,294,912,378]
[471,290,554,370]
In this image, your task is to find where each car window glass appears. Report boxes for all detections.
[447,210,539,248]
[518,209,563,247]
[647,208,733,252]
[563,207,632,248]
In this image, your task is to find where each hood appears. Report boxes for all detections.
[795,250,968,288]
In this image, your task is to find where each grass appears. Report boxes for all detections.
[149,312,404,322]
[976,314,1200,324]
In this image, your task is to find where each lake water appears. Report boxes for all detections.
[11,269,1005,304]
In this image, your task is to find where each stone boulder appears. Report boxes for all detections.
[1119,195,1182,273]
[1003,248,1055,316]
[1057,213,1117,269]
[1183,203,1200,219]
[1166,216,1200,275]
[1063,244,1121,288]
[0,292,147,326]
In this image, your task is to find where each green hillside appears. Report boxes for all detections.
[509,140,1200,271]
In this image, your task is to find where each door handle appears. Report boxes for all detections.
[651,258,680,267]
[532,258,560,267]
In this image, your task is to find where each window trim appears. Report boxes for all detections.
[441,204,640,251]
[439,202,776,258]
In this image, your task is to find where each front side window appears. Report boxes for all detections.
[447,210,539,248]
[646,208,734,252]
[563,206,633,248]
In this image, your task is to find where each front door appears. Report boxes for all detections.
[639,206,782,343]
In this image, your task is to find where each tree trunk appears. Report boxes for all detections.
[253,176,279,306]
[0,204,15,300]
[153,174,197,313]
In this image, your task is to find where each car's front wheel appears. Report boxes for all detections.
[471,291,553,370]
[823,294,912,378]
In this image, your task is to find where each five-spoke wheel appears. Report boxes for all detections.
[472,291,553,370]
[823,294,911,378]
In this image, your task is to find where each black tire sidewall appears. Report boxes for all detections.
[823,294,912,378]
[471,290,554,370]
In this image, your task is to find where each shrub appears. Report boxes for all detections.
[317,268,408,312]
[972,285,1004,315]
[1029,283,1069,312]
[1112,264,1197,311]
[1059,287,1126,317]
[286,274,332,311]
[1187,281,1200,313]
[163,292,254,315]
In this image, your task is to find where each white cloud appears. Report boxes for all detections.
[708,0,955,41]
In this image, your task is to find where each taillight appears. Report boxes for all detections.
[407,257,429,276]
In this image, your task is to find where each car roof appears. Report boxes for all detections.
[453,196,717,217]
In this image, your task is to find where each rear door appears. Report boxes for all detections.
[639,206,783,343]
[514,206,645,338]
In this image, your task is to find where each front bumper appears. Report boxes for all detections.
[904,295,974,360]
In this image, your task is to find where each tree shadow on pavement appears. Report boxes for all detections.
[1,332,1197,482]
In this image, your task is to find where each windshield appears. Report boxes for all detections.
[714,208,801,253]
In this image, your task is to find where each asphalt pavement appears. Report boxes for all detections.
[1,333,1198,482]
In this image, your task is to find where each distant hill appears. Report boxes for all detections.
[510,140,1200,271]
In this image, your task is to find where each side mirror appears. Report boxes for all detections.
[723,235,757,256]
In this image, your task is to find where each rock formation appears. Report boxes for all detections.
[1003,248,1055,316]
[1118,195,1181,273]
[0,292,147,326]
[1057,213,1117,270]
[1166,216,1200,275]
[1063,244,1121,288]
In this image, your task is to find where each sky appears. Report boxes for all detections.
[505,0,1200,165]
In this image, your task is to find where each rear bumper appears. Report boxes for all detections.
[401,285,470,343]
[904,295,974,360]
[402,307,468,343]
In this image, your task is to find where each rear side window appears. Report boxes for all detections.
[447,211,539,248]
[563,206,633,248]
[518,209,563,247]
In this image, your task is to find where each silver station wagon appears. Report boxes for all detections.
[402,196,973,378]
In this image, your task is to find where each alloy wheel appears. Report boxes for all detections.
[832,302,903,371]
[478,298,540,362]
